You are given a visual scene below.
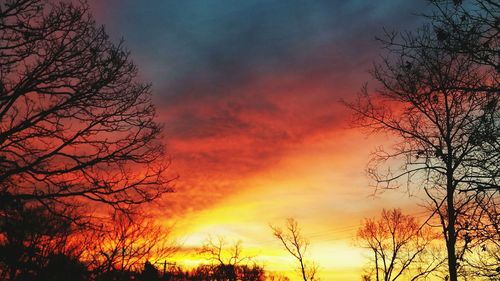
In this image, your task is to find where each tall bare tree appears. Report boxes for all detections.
[357,209,444,281]
[0,0,173,218]
[270,218,319,281]
[345,12,498,280]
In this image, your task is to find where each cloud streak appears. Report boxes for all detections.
[87,1,433,277]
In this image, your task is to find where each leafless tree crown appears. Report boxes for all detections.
[345,1,499,279]
[0,0,174,214]
[271,218,319,281]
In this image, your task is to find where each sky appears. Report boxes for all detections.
[88,1,433,280]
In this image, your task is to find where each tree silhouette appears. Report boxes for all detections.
[86,212,177,275]
[267,273,291,281]
[0,0,173,219]
[381,0,498,82]
[356,209,443,281]
[197,236,264,281]
[238,264,265,281]
[270,218,319,281]
[0,1,175,278]
[0,200,84,280]
[455,192,499,278]
[37,253,88,281]
[199,236,245,281]
[425,0,499,73]
[138,261,160,281]
[345,9,498,280]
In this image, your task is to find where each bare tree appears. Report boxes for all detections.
[0,0,173,218]
[270,218,319,281]
[357,209,444,281]
[85,212,177,274]
[345,7,498,279]
[198,236,257,281]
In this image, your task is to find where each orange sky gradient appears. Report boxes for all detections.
[86,1,434,279]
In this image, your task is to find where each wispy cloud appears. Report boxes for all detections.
[87,1,432,278]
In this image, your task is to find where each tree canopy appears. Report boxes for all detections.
[0,0,173,216]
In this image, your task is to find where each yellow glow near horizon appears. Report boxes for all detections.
[160,130,426,280]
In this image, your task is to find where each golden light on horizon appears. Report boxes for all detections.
[157,129,425,280]
[4,1,494,280]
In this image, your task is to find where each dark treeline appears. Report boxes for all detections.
[110,262,267,281]
[0,192,288,280]
[0,199,275,281]
[2,252,268,281]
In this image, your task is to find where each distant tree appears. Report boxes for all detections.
[357,209,443,281]
[138,261,160,281]
[199,236,243,281]
[345,5,499,278]
[162,264,189,281]
[86,213,177,275]
[238,264,265,281]
[270,218,319,281]
[188,263,265,281]
[198,236,263,281]
[0,0,173,220]
[94,269,136,281]
[190,264,214,281]
[267,273,290,281]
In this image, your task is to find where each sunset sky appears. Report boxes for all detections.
[88,1,434,279]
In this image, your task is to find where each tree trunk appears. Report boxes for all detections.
[300,259,307,281]
[446,167,458,281]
